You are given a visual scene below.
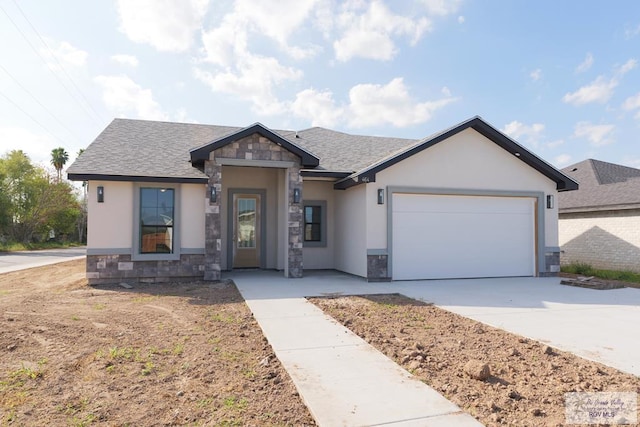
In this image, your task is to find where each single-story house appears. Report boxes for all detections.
[559,159,640,272]
[67,116,578,284]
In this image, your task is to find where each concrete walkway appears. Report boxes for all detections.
[0,247,86,274]
[232,270,640,378]
[233,270,640,425]
[234,271,483,426]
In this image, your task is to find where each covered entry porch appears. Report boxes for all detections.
[189,124,320,280]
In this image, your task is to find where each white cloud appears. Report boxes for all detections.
[563,58,636,106]
[622,92,640,119]
[111,54,139,67]
[501,120,545,147]
[554,154,572,168]
[563,76,617,105]
[94,75,168,120]
[626,24,640,39]
[175,108,198,123]
[347,77,456,127]
[292,78,456,128]
[546,139,564,149]
[420,0,462,16]
[530,68,542,82]
[333,1,431,61]
[42,39,87,68]
[233,0,322,59]
[116,0,209,52]
[617,58,637,75]
[194,55,302,115]
[201,0,321,66]
[457,15,465,24]
[198,0,316,114]
[441,86,451,97]
[573,121,615,146]
[575,52,593,73]
[291,88,344,127]
[621,156,640,168]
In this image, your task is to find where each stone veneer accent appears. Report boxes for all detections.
[287,167,303,278]
[86,254,205,285]
[366,254,390,281]
[540,249,561,277]
[204,133,304,280]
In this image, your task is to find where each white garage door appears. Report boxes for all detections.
[392,194,535,280]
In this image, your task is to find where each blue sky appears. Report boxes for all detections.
[1,0,639,175]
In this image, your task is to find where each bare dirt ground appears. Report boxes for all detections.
[311,294,640,427]
[0,260,314,426]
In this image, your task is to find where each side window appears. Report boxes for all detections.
[303,200,327,247]
[140,188,174,254]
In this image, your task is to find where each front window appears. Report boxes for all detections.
[304,205,322,242]
[140,188,174,254]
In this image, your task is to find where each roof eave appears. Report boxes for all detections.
[334,117,579,192]
[559,203,640,214]
[67,173,208,184]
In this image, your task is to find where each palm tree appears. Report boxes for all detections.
[50,147,69,182]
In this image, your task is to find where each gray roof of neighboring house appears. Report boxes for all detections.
[67,117,577,191]
[559,159,640,212]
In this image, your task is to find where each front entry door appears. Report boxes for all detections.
[232,194,261,268]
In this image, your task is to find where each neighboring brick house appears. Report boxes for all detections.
[559,159,640,272]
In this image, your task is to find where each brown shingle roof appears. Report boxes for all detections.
[559,159,640,212]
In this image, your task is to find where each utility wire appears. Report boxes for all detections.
[0,63,84,144]
[0,89,67,145]
[11,0,106,123]
[0,3,103,127]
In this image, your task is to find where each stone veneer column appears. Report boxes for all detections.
[541,248,561,277]
[204,156,222,281]
[287,166,303,278]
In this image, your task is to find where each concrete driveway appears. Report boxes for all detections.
[0,247,86,274]
[231,271,640,377]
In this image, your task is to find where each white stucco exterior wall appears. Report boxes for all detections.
[87,181,133,249]
[302,180,335,269]
[367,128,559,251]
[334,185,367,277]
[180,184,206,249]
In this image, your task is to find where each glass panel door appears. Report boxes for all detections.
[233,194,261,268]
[237,198,256,248]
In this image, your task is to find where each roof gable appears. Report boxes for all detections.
[190,123,320,168]
[334,116,579,191]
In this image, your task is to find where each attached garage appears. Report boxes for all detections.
[391,193,537,280]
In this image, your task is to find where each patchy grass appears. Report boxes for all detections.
[561,262,640,284]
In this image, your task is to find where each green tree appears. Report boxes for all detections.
[0,150,80,243]
[50,147,69,182]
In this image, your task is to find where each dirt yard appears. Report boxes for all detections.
[311,294,640,427]
[0,260,314,426]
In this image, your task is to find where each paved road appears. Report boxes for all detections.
[0,247,86,274]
